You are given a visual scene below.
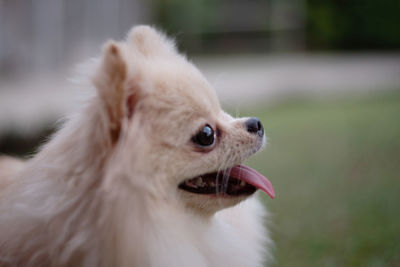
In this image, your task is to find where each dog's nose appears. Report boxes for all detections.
[245,117,264,136]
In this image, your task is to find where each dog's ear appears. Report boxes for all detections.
[128,25,176,57]
[94,41,143,143]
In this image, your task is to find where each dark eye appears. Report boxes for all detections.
[192,125,215,147]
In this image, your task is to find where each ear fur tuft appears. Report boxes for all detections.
[94,41,127,143]
[128,25,176,56]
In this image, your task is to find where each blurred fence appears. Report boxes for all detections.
[0,0,152,76]
[0,0,308,76]
[2,0,399,77]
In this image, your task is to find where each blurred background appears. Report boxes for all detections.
[1,0,399,266]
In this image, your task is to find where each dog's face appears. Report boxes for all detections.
[95,26,274,215]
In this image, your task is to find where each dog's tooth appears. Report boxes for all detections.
[194,177,203,187]
[193,177,206,187]
[240,180,246,186]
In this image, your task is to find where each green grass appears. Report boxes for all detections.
[239,92,400,267]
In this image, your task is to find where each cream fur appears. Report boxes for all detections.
[0,25,272,267]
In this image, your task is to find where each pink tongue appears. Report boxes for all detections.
[229,165,275,199]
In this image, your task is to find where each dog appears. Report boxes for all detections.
[0,25,275,267]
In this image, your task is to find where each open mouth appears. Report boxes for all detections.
[178,165,275,198]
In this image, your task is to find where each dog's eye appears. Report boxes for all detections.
[192,125,215,147]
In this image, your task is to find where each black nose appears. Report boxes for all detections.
[245,117,264,136]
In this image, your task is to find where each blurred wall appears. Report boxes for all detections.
[0,0,153,76]
[1,0,399,77]
[0,0,309,77]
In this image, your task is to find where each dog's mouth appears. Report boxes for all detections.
[178,165,275,198]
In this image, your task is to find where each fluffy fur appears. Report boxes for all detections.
[0,25,271,267]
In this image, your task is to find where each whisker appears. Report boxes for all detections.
[221,154,234,195]
[215,148,232,201]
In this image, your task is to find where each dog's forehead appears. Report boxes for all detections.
[148,59,221,115]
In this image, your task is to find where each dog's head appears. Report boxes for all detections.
[94,26,274,215]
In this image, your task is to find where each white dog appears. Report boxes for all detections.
[0,25,275,267]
